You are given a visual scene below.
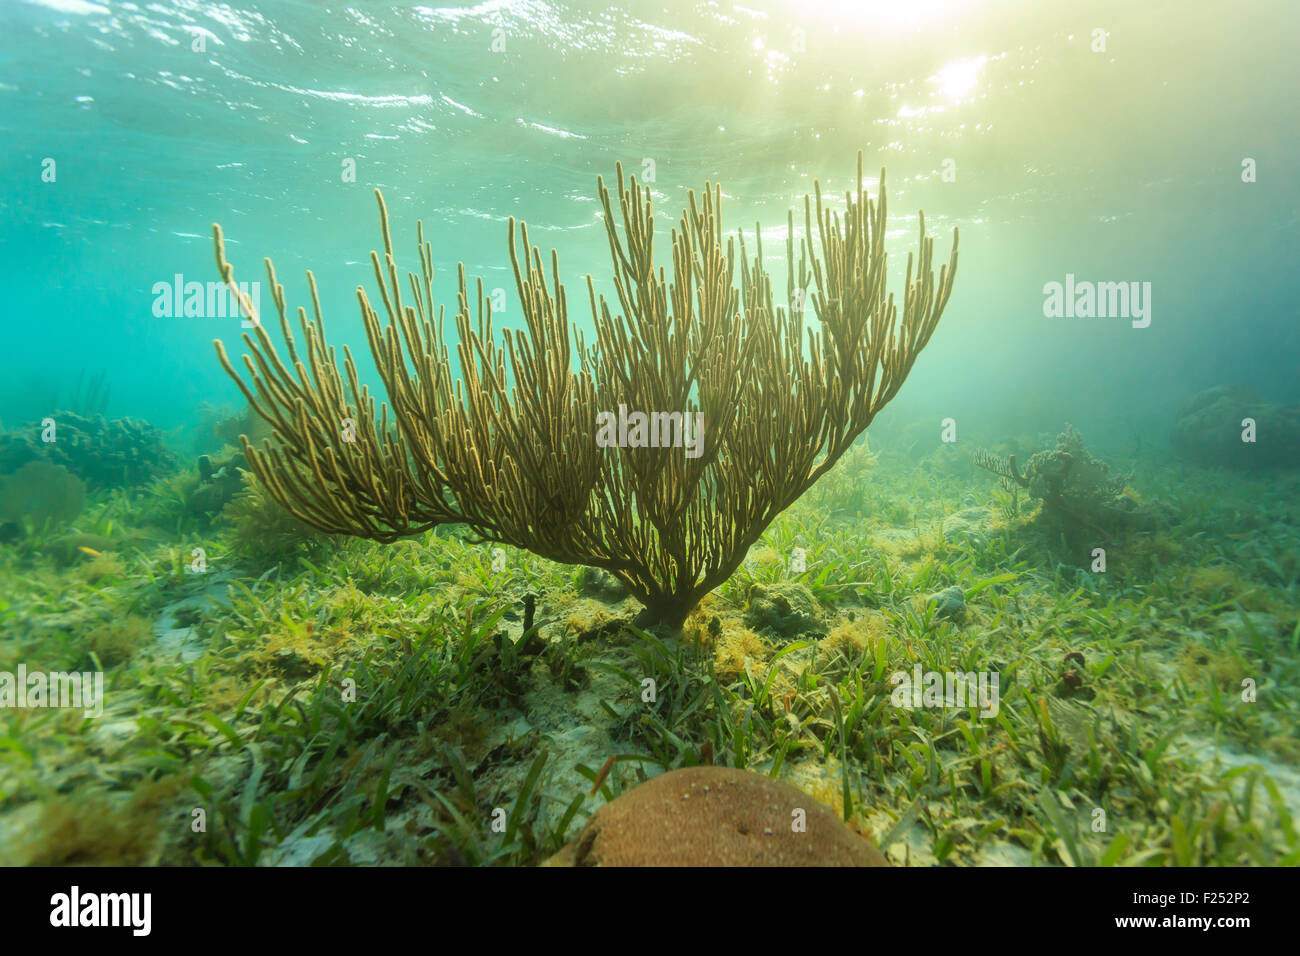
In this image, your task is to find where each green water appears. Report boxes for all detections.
[0,0,1297,868]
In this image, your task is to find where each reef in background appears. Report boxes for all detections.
[0,411,173,489]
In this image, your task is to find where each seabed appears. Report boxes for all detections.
[0,431,1297,866]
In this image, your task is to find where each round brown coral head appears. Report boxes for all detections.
[546,766,888,867]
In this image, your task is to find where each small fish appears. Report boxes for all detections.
[77,546,103,558]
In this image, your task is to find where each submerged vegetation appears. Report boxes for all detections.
[1,423,1297,867]
[211,153,957,628]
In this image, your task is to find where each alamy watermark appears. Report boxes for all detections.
[1042,273,1151,328]
[890,664,1000,718]
[595,404,704,458]
[152,273,260,327]
[0,665,104,718]
[50,886,150,936]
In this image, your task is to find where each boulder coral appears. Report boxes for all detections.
[545,766,888,866]
[1171,385,1300,469]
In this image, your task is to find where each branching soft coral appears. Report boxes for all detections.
[213,153,958,627]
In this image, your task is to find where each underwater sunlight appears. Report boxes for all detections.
[0,0,1296,924]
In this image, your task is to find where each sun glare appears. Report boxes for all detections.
[933,55,987,100]
[790,0,977,32]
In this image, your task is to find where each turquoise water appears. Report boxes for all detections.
[4,0,1297,441]
[4,1,1300,872]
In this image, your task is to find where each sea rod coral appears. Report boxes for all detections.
[212,153,959,627]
